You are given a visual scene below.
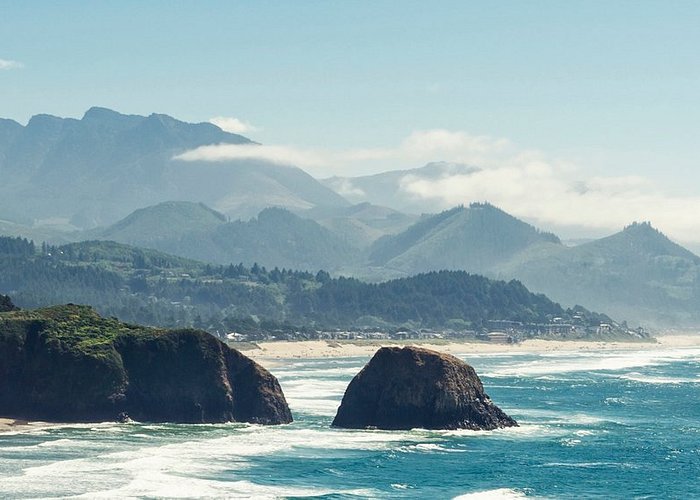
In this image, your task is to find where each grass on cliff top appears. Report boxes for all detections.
[0,304,172,356]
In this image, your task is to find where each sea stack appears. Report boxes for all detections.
[332,346,517,430]
[0,304,292,425]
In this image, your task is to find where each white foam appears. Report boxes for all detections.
[453,488,528,499]
[482,349,700,378]
[278,377,346,396]
[277,366,361,378]
[2,423,440,497]
[397,442,466,454]
[617,372,700,385]
[72,476,377,499]
[541,461,624,469]
[440,423,565,439]
[285,396,340,415]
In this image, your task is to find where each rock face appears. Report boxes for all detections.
[332,346,517,430]
[0,304,292,425]
[0,295,17,312]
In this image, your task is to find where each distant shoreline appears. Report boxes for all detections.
[0,418,40,433]
[239,334,700,361]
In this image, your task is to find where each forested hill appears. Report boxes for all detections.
[92,204,359,272]
[368,203,561,275]
[0,236,619,337]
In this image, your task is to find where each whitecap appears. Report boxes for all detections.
[616,372,700,385]
[453,487,529,499]
[482,349,700,378]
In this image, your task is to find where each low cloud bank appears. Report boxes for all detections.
[176,128,699,242]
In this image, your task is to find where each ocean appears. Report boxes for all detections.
[1,347,699,499]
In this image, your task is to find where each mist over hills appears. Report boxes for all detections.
[499,222,700,326]
[322,161,480,214]
[299,202,419,247]
[0,108,348,228]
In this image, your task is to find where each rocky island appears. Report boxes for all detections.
[0,302,292,425]
[332,346,517,430]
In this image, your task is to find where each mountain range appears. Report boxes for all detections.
[89,202,357,272]
[0,107,347,229]
[74,200,700,326]
[2,107,699,327]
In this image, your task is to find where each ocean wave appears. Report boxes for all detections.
[439,423,565,439]
[68,476,378,499]
[2,424,468,497]
[453,487,529,499]
[276,366,362,378]
[278,378,347,399]
[284,396,340,416]
[616,372,700,385]
[397,442,466,454]
[540,461,636,469]
[481,350,697,378]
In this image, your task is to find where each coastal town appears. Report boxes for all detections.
[224,317,649,344]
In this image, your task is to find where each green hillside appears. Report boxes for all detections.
[94,201,227,244]
[500,222,700,326]
[369,203,561,275]
[0,235,622,337]
[93,205,358,272]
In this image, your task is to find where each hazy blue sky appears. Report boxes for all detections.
[2,1,699,238]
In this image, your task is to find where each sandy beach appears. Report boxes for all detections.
[0,418,40,433]
[239,334,700,361]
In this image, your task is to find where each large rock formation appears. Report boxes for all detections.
[332,346,517,430]
[0,295,17,312]
[0,304,292,425]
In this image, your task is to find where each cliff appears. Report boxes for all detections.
[0,304,292,425]
[0,295,17,312]
[332,346,517,430]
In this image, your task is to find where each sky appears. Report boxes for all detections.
[2,1,700,240]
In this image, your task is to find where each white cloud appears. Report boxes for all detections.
[175,127,700,242]
[175,143,327,168]
[333,130,510,171]
[176,128,508,177]
[209,116,259,135]
[0,59,22,70]
[398,154,700,243]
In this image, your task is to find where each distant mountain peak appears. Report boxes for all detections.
[26,113,70,128]
[82,106,125,120]
[589,220,700,262]
[623,221,659,234]
[620,221,672,244]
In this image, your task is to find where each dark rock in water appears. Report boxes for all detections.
[0,304,292,425]
[332,346,517,430]
[117,412,131,423]
[0,295,18,313]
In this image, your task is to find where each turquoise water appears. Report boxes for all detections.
[1,347,699,499]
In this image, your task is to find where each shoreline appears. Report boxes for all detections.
[238,334,700,361]
[0,418,39,433]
